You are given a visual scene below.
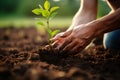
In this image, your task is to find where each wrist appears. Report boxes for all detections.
[72,10,97,27]
[85,20,102,37]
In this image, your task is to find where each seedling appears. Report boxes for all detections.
[32,0,60,47]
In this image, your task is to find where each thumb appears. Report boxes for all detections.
[60,30,72,38]
[50,32,64,42]
[51,30,72,42]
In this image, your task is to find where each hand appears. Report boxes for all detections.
[51,30,72,48]
[56,23,96,55]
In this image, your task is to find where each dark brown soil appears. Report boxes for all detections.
[0,27,120,80]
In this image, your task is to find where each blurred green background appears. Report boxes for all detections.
[0,0,110,28]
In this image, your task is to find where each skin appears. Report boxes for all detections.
[51,0,98,47]
[51,0,120,55]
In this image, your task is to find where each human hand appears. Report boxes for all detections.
[51,30,72,48]
[56,24,96,55]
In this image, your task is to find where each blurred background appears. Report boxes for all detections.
[0,0,111,28]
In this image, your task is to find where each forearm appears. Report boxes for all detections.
[68,0,98,30]
[93,8,120,36]
[106,0,120,11]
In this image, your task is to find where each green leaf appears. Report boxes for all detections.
[50,6,59,13]
[52,30,60,37]
[32,8,42,15]
[44,0,50,10]
[42,10,50,18]
[37,21,45,26]
[49,12,58,20]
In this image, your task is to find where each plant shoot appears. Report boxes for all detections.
[32,0,60,47]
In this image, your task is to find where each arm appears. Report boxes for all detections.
[106,0,120,11]
[94,0,120,36]
[52,0,98,41]
[93,8,120,36]
[68,0,98,30]
[51,0,98,48]
[57,1,120,55]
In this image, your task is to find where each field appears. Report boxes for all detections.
[0,27,120,80]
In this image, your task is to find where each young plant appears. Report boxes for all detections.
[32,0,60,47]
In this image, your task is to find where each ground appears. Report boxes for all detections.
[0,27,120,80]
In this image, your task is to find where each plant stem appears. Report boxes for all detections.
[47,19,50,29]
[47,18,52,49]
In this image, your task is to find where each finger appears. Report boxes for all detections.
[51,30,72,42]
[62,40,77,51]
[45,40,60,49]
[52,40,59,48]
[68,39,85,55]
[50,36,59,42]
[45,45,49,48]
[51,32,66,41]
[57,36,73,50]
[61,41,77,55]
[60,30,72,38]
[69,45,83,55]
[50,34,62,42]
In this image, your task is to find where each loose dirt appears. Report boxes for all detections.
[0,27,120,80]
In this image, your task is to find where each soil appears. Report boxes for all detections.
[0,27,120,80]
